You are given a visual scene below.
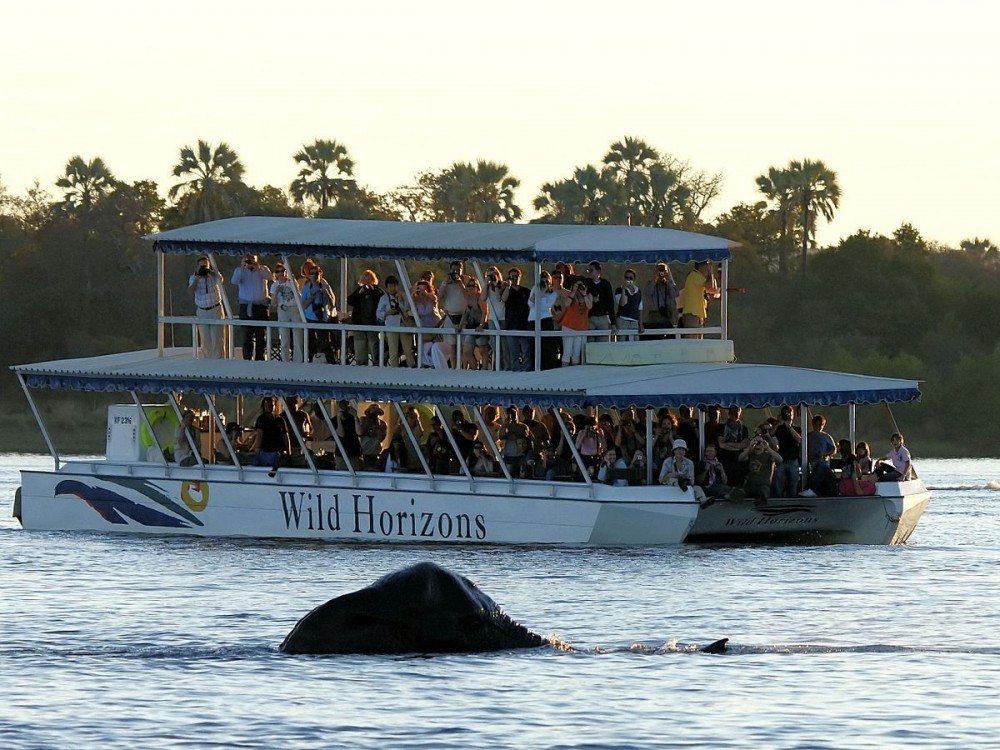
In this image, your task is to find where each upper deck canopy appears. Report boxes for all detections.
[13,349,921,409]
[145,217,735,264]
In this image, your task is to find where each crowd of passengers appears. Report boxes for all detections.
[176,397,915,501]
[188,254,723,368]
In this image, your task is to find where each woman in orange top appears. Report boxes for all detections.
[557,279,593,366]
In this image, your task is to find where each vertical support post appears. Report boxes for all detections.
[203,393,242,480]
[17,374,60,470]
[391,402,434,480]
[277,395,318,477]
[533,259,542,371]
[157,246,165,355]
[168,392,204,472]
[470,405,512,483]
[553,409,593,490]
[433,404,474,487]
[720,259,729,340]
[645,407,654,487]
[317,400,357,480]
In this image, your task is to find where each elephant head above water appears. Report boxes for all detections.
[280,561,549,655]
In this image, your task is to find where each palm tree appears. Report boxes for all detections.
[56,156,117,212]
[432,161,522,223]
[289,139,356,210]
[168,140,246,224]
[785,159,841,273]
[755,166,799,274]
[603,136,661,225]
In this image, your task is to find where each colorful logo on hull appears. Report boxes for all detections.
[55,479,206,528]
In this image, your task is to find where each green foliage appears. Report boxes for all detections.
[4,141,1000,455]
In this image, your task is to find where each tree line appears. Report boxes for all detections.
[2,135,998,455]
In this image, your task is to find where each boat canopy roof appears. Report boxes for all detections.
[145,217,735,264]
[13,349,921,409]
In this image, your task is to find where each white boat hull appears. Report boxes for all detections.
[685,480,931,545]
[16,463,699,546]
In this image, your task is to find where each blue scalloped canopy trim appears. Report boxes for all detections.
[151,240,732,266]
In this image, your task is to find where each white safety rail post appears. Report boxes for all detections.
[315,399,358,483]
[277,396,319,479]
[207,251,236,359]
[157,247,165,355]
[393,259,422,368]
[391,402,435,486]
[432,404,474,489]
[646,408,655,487]
[167,392,205,475]
[471,260,503,371]
[469,405,513,485]
[720,258,730,340]
[553,409,594,493]
[799,403,809,489]
[533,259,542,372]
[17,374,61,470]
[202,393,242,481]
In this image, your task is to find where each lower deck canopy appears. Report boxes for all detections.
[13,348,922,410]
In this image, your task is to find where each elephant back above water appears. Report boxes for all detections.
[280,561,549,655]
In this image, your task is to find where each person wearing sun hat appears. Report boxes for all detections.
[658,438,695,490]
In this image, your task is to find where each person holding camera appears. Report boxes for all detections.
[658,438,695,490]
[528,271,559,370]
[268,263,302,363]
[357,403,388,470]
[644,262,679,337]
[188,255,226,359]
[300,265,337,363]
[585,261,617,340]
[772,406,803,497]
[615,268,644,340]
[346,269,384,366]
[231,254,272,361]
[480,266,508,369]
[732,432,783,503]
[439,260,468,326]
[376,275,413,367]
[500,268,532,371]
[556,279,592,366]
[499,406,531,477]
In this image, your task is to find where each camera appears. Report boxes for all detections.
[196,267,209,276]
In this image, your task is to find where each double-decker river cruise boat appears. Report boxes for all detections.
[11,218,930,545]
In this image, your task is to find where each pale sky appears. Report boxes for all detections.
[3,0,998,247]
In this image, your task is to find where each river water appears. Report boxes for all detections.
[1,454,998,749]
